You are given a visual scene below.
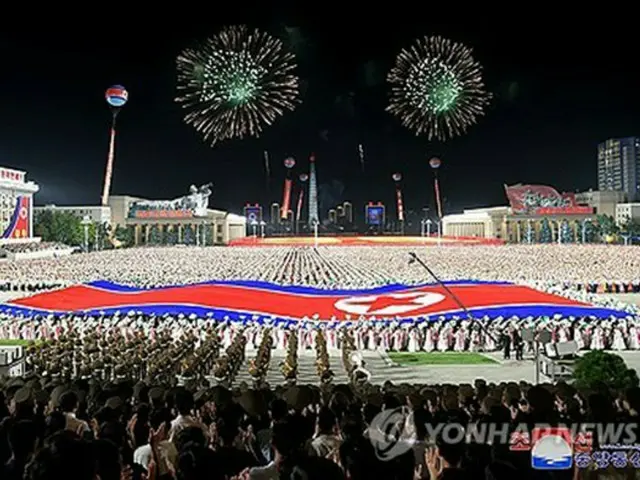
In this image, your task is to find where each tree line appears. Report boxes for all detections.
[33,211,133,249]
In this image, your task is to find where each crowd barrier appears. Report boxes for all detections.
[229,235,504,247]
[5,247,75,261]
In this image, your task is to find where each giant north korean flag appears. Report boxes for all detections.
[0,280,626,324]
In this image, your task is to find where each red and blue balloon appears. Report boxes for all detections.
[105,85,128,108]
[429,157,441,169]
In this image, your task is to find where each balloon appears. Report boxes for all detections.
[429,157,441,169]
[284,157,296,169]
[392,172,402,182]
[299,173,309,182]
[105,85,128,108]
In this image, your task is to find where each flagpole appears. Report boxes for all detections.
[408,252,495,342]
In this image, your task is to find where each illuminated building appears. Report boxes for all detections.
[343,201,353,224]
[598,137,640,201]
[270,203,280,224]
[615,203,640,226]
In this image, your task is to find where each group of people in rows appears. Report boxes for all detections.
[0,245,639,352]
[1,244,640,477]
[1,242,67,255]
[0,244,639,289]
[3,310,640,368]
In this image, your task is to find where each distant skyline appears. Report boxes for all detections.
[1,13,639,219]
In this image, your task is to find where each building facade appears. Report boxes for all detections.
[615,203,640,226]
[443,207,508,238]
[0,167,39,242]
[575,190,627,217]
[443,206,593,242]
[597,137,640,201]
[34,185,246,246]
[34,205,112,224]
[108,194,245,246]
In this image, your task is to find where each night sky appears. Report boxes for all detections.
[1,14,638,221]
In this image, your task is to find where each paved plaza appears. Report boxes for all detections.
[233,349,640,386]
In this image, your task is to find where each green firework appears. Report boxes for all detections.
[176,25,300,145]
[387,36,491,141]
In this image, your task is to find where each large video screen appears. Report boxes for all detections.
[244,206,261,223]
[366,205,384,226]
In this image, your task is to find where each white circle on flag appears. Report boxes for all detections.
[334,291,445,316]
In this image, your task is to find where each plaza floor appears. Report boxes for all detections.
[233,349,640,386]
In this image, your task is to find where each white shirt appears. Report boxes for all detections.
[248,462,278,480]
[168,414,207,441]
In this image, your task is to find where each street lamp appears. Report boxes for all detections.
[313,220,319,249]
[420,218,433,238]
[81,215,91,253]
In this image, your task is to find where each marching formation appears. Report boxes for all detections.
[0,244,639,289]
[0,244,639,353]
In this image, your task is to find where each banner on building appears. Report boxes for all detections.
[131,210,194,219]
[0,168,25,183]
[396,188,404,222]
[295,191,304,222]
[2,196,30,239]
[504,184,593,215]
[128,184,212,219]
[281,179,292,220]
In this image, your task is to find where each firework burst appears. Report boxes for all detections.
[387,36,491,141]
[176,25,300,145]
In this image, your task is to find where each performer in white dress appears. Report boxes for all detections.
[590,325,606,350]
[612,326,627,351]
[408,327,419,353]
[454,327,466,352]
[437,325,450,352]
[423,326,435,352]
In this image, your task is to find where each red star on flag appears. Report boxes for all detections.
[368,295,413,313]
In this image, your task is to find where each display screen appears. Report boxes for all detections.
[366,206,384,225]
